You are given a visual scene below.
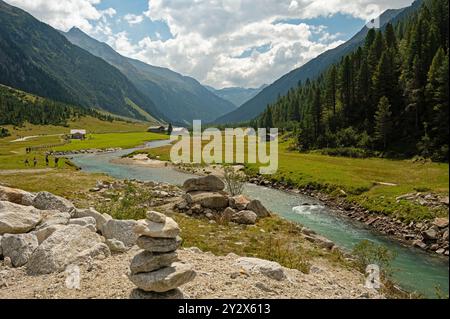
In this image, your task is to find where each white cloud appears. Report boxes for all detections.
[108,0,410,88]
[123,13,144,26]
[5,0,414,88]
[4,0,115,32]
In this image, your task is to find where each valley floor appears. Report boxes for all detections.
[0,122,447,298]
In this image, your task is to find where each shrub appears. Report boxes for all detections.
[95,182,152,220]
[261,236,311,274]
[352,240,397,279]
[223,165,245,196]
[319,147,376,158]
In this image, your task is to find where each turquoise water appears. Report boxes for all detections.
[70,141,449,298]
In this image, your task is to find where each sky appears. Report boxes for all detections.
[5,0,414,89]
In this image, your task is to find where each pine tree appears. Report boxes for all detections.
[385,23,398,49]
[373,50,402,116]
[253,0,448,160]
[374,97,393,150]
[325,65,338,131]
[368,31,384,72]
[312,87,322,139]
[340,56,352,124]
[426,48,449,160]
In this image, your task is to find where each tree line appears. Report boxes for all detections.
[253,0,449,161]
[0,85,115,127]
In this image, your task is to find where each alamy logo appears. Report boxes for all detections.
[365,264,381,289]
[170,121,279,175]
[365,4,381,29]
[65,264,81,290]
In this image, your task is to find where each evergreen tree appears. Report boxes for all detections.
[254,0,448,161]
[325,65,338,131]
[426,48,449,160]
[312,87,322,139]
[340,56,353,124]
[374,97,393,150]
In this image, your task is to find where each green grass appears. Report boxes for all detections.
[246,142,449,222]
[0,170,113,202]
[128,144,173,162]
[125,98,158,123]
[132,137,449,223]
[1,116,150,137]
[0,118,166,170]
[89,181,349,275]
[1,171,350,275]
[54,132,168,152]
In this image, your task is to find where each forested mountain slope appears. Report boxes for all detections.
[214,1,423,124]
[64,28,236,124]
[255,0,448,161]
[0,0,161,122]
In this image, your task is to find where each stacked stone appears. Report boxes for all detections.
[128,211,196,299]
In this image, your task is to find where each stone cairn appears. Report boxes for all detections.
[128,211,196,299]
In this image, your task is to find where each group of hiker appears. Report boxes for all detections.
[24,153,60,168]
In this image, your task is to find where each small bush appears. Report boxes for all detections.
[95,182,152,220]
[223,165,245,196]
[318,147,376,158]
[352,240,397,279]
[260,236,311,274]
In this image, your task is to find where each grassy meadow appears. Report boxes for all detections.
[1,121,448,223]
[0,117,167,170]
[133,136,449,223]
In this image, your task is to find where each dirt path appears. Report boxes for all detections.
[0,168,54,175]
[10,134,64,143]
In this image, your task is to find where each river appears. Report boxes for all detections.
[70,140,449,298]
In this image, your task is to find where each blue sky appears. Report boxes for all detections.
[95,0,173,43]
[6,0,414,88]
[95,0,366,45]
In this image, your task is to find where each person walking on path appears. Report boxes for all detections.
[24,158,30,167]
[33,157,38,168]
[45,154,49,166]
[55,157,59,168]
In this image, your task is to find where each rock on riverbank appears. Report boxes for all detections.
[247,176,449,257]
[174,175,271,226]
[0,186,154,275]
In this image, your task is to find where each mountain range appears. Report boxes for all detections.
[0,0,161,122]
[0,0,424,126]
[205,85,267,108]
[214,0,423,124]
[63,28,236,125]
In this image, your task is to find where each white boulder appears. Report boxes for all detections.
[72,208,111,234]
[0,186,35,206]
[105,239,128,253]
[103,219,139,247]
[1,233,38,267]
[69,217,96,228]
[0,201,43,235]
[32,192,75,213]
[27,225,110,275]
[234,257,286,281]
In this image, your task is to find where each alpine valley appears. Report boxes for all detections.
[0,0,448,301]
